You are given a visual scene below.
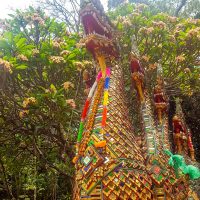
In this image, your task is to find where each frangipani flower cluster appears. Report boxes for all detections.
[22,97,37,108]
[0,58,13,73]
[49,56,65,64]
[63,81,74,90]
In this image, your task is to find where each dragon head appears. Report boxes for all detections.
[80,0,118,59]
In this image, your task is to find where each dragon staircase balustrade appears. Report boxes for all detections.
[172,98,195,160]
[72,0,200,199]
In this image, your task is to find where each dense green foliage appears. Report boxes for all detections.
[0,1,199,199]
[0,7,93,199]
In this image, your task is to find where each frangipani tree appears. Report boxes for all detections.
[0,7,93,199]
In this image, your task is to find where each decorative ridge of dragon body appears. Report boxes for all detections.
[73,0,199,199]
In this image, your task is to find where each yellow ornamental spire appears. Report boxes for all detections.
[96,52,107,78]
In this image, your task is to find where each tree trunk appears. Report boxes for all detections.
[0,159,15,199]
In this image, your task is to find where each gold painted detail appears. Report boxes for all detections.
[78,79,104,156]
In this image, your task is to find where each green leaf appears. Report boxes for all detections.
[57,88,64,95]
[0,40,10,50]
[42,71,48,80]
[8,14,15,18]
[29,6,34,12]
[4,32,13,44]
[50,84,56,91]
[16,65,28,70]
[67,53,76,60]
[16,38,27,49]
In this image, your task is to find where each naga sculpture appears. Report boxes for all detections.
[173,98,195,160]
[73,0,199,199]
[130,53,145,102]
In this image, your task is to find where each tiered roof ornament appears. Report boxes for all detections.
[73,0,200,199]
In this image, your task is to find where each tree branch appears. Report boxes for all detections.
[0,159,15,199]
[175,0,187,16]
[32,130,72,178]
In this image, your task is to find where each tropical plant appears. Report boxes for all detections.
[0,7,92,199]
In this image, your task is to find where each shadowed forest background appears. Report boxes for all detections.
[0,0,200,199]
